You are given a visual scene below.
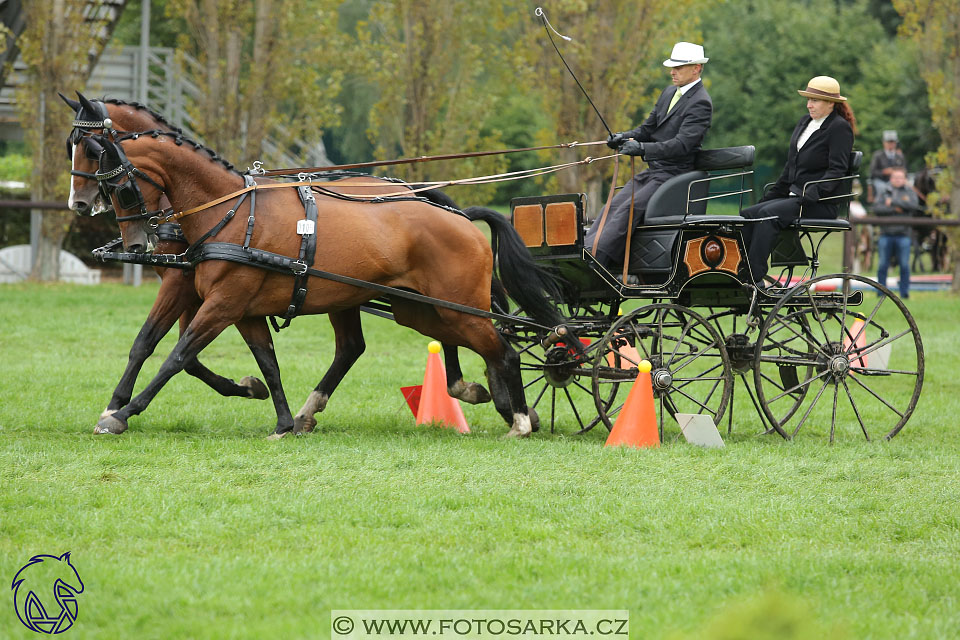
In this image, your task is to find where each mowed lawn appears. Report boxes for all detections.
[1,282,959,639]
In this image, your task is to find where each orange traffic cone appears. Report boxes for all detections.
[605,360,659,448]
[844,319,868,370]
[416,341,470,433]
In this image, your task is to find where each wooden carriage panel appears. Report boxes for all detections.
[544,202,578,246]
[513,204,544,248]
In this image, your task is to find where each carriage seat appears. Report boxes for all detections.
[785,150,862,231]
[770,150,862,267]
[629,146,755,275]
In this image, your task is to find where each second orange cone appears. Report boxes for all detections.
[605,359,659,448]
[416,341,470,434]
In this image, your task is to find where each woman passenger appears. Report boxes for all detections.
[741,75,857,286]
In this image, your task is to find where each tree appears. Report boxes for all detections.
[529,0,699,215]
[15,0,104,280]
[701,0,887,174]
[167,0,344,165]
[352,0,521,205]
[894,0,960,289]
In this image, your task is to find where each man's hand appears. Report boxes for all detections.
[606,132,627,149]
[619,139,644,157]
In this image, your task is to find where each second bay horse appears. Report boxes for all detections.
[87,128,563,437]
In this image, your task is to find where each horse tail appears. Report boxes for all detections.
[462,206,566,329]
[410,184,460,210]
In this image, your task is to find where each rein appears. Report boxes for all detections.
[164,153,615,223]
[254,140,607,177]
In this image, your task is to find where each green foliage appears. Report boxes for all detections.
[110,0,186,48]
[0,153,31,184]
[1,283,959,638]
[849,37,938,171]
[701,0,888,172]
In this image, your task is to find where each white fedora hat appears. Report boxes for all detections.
[663,42,709,67]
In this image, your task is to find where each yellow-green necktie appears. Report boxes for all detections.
[668,90,682,113]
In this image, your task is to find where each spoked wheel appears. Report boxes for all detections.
[515,340,618,434]
[497,301,618,435]
[708,308,813,436]
[754,274,924,441]
[592,304,733,437]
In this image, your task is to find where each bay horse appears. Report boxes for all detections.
[66,93,497,436]
[63,93,270,417]
[83,126,564,438]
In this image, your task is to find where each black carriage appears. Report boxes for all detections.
[499,146,924,442]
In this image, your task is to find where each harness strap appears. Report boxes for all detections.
[183,175,255,263]
[189,242,552,331]
[271,185,319,331]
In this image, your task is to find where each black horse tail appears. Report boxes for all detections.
[410,184,460,210]
[462,206,566,330]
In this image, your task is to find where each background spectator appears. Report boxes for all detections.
[873,166,920,298]
[868,130,907,203]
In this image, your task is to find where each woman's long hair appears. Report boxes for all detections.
[834,101,858,135]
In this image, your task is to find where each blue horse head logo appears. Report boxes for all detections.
[11,552,84,634]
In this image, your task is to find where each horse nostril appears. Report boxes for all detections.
[72,200,90,214]
[126,243,146,254]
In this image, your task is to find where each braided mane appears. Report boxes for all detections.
[118,129,238,175]
[103,98,184,135]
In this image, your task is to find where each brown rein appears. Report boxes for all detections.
[163,149,618,223]
[254,140,608,177]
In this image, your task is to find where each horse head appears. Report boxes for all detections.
[63,91,178,217]
[93,133,166,253]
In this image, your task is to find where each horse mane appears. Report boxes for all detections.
[118,129,238,175]
[102,98,184,135]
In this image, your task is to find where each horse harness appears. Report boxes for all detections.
[82,129,547,332]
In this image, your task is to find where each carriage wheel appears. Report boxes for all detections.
[592,304,733,437]
[701,308,810,436]
[514,340,618,435]
[754,274,924,441]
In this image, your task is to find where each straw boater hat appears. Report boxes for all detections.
[797,76,847,102]
[663,42,709,67]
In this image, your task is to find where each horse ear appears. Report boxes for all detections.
[59,92,81,111]
[59,551,72,562]
[76,92,96,114]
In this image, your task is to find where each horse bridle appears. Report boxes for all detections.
[67,101,168,228]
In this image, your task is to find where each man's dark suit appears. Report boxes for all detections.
[741,111,854,281]
[586,81,713,268]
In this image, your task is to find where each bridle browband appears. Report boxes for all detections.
[68,100,169,227]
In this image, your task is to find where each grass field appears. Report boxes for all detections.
[1,282,959,639]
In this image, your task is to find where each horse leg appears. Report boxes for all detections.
[479,330,538,437]
[103,274,267,419]
[94,304,234,435]
[442,344,492,404]
[294,308,366,434]
[179,312,269,401]
[232,316,295,438]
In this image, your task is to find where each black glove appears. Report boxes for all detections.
[619,139,644,157]
[800,185,820,205]
[606,132,627,149]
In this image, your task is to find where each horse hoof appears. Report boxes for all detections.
[293,414,317,434]
[529,407,540,433]
[94,414,128,435]
[449,380,492,405]
[505,412,533,438]
[266,432,288,441]
[240,376,269,400]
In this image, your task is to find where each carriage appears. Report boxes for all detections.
[498,145,923,442]
[66,95,923,442]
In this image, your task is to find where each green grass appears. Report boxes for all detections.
[1,283,959,639]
